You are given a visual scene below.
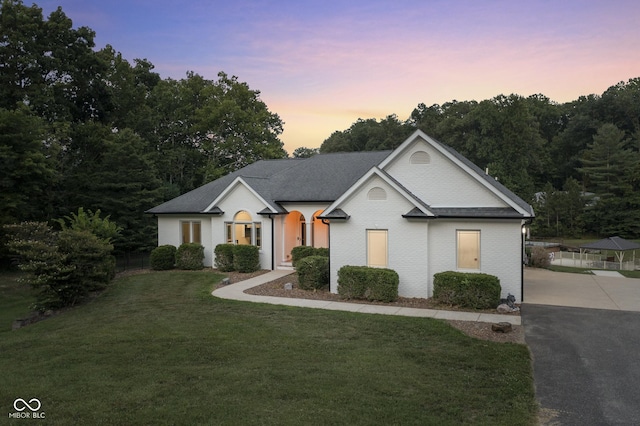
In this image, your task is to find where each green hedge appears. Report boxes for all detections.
[337,266,399,302]
[233,245,260,273]
[291,246,329,267]
[432,271,501,309]
[176,243,204,270]
[214,244,235,272]
[297,255,329,290]
[150,245,176,270]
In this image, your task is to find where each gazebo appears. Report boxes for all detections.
[580,236,640,270]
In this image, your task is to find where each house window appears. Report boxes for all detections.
[457,230,480,269]
[367,229,388,268]
[225,210,262,248]
[181,221,202,244]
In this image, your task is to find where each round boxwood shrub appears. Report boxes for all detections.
[297,255,329,290]
[291,245,315,267]
[432,271,501,309]
[337,265,399,302]
[176,243,204,270]
[214,243,235,272]
[232,244,260,273]
[150,245,177,270]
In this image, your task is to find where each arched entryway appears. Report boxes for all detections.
[284,211,305,261]
[311,210,329,248]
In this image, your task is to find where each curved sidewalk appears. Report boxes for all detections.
[212,270,521,325]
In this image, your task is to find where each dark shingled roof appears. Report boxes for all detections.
[580,237,640,251]
[146,151,391,214]
[429,207,526,219]
[147,132,535,219]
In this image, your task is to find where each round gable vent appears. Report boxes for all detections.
[410,150,430,164]
[367,187,387,200]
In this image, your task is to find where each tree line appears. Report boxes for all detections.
[2,0,639,268]
[315,85,640,239]
[0,0,286,258]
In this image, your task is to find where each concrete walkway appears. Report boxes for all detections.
[524,267,640,311]
[212,270,521,325]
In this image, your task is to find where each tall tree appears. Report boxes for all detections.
[579,123,636,198]
[0,107,55,225]
[320,115,412,153]
[194,72,286,181]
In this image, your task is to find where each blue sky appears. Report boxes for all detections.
[37,0,640,153]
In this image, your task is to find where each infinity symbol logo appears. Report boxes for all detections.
[13,398,41,412]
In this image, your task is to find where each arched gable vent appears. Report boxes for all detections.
[367,187,387,200]
[410,150,430,164]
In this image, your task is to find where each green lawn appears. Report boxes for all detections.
[0,271,537,425]
[0,272,37,332]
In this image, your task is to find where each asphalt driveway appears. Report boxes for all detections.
[522,269,640,425]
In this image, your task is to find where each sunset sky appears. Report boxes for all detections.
[38,0,640,154]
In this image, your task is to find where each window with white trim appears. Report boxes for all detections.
[457,230,480,269]
[367,229,388,268]
[225,210,262,248]
[181,221,201,244]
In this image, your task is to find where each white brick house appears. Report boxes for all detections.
[147,130,534,301]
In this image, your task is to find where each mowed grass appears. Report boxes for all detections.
[0,272,37,332]
[0,271,537,425]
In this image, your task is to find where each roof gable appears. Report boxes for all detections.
[321,167,436,219]
[379,130,534,217]
[146,151,390,214]
[203,177,278,214]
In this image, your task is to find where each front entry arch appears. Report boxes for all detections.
[284,211,305,261]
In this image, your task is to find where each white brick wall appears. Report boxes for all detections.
[428,220,523,301]
[157,215,213,266]
[384,139,506,208]
[329,175,430,298]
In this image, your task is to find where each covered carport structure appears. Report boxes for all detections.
[580,236,640,270]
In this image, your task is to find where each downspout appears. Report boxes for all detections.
[270,215,275,270]
[322,218,331,291]
[521,222,527,303]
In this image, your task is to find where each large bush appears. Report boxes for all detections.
[338,266,399,302]
[432,271,501,310]
[176,243,204,270]
[291,246,329,267]
[297,255,329,290]
[214,244,235,272]
[150,245,176,270]
[4,222,115,311]
[233,245,260,273]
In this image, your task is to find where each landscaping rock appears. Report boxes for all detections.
[491,322,513,333]
[497,303,512,314]
[284,282,293,291]
[221,277,231,285]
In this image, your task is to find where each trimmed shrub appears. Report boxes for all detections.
[291,246,329,267]
[314,247,329,258]
[150,245,176,270]
[214,244,235,272]
[233,245,260,273]
[337,266,399,302]
[176,243,204,270]
[432,271,501,310]
[291,246,315,267]
[297,255,329,290]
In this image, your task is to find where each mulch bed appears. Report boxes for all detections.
[233,271,524,344]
